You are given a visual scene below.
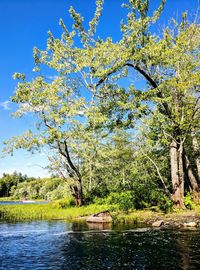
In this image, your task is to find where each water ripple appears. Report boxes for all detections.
[1,221,200,269]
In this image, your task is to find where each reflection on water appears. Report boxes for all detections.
[78,221,112,231]
[0,221,200,269]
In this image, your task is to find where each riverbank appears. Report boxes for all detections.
[1,203,200,227]
[0,203,114,222]
[0,197,16,201]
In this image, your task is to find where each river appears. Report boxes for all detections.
[0,221,200,269]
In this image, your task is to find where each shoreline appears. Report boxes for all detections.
[1,203,200,229]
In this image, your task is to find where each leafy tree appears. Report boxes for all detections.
[4,0,106,206]
[0,171,33,197]
[3,0,200,209]
[89,1,200,208]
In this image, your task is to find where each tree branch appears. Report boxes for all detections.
[141,151,169,194]
[64,140,82,181]
[126,63,172,118]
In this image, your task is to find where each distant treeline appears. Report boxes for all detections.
[0,172,68,200]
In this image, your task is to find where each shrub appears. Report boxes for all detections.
[184,192,195,210]
[94,183,173,213]
[95,191,135,212]
[157,195,173,213]
[51,197,76,209]
[85,185,110,204]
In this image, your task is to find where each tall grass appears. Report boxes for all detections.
[0,197,16,201]
[2,202,198,223]
[0,203,161,224]
[0,203,116,222]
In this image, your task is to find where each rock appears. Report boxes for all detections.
[152,220,164,227]
[183,222,197,227]
[86,211,112,223]
[172,222,182,229]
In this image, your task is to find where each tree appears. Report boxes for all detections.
[135,17,200,207]
[0,172,30,197]
[4,0,200,209]
[4,0,106,206]
[89,1,200,208]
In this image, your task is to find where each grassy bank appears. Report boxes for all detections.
[1,203,200,224]
[0,197,16,201]
[0,203,116,222]
[0,203,160,223]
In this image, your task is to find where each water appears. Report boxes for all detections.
[0,221,200,270]
[0,201,48,205]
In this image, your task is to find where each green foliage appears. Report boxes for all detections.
[106,192,134,212]
[0,203,114,222]
[94,187,173,213]
[132,184,172,213]
[1,176,69,201]
[184,193,195,210]
[156,194,173,213]
[3,0,200,210]
[51,197,76,209]
[85,185,109,203]
[0,172,31,198]
[95,191,134,212]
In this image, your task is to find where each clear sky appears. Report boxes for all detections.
[0,0,199,177]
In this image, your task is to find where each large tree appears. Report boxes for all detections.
[4,0,200,208]
[130,16,200,207]
[88,1,200,207]
[4,0,106,206]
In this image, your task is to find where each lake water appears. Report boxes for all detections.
[1,221,200,269]
[0,201,48,205]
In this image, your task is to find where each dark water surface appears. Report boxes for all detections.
[0,221,200,270]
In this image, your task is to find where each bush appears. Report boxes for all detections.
[184,192,195,210]
[95,191,135,212]
[93,183,173,213]
[51,197,76,209]
[85,185,110,204]
[157,194,173,213]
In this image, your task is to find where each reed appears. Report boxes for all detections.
[0,203,115,222]
[1,202,199,224]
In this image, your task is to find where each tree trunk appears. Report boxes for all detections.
[178,142,185,206]
[170,139,185,208]
[183,150,199,192]
[70,183,84,207]
[62,141,85,206]
[192,135,200,181]
[88,159,92,192]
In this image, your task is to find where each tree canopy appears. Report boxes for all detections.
[3,0,200,209]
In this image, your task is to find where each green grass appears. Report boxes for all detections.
[112,210,158,224]
[0,197,17,201]
[0,202,159,223]
[1,202,200,224]
[0,197,48,202]
[0,203,117,222]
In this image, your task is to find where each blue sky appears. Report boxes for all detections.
[0,0,199,177]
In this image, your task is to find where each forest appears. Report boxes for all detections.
[2,0,200,211]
